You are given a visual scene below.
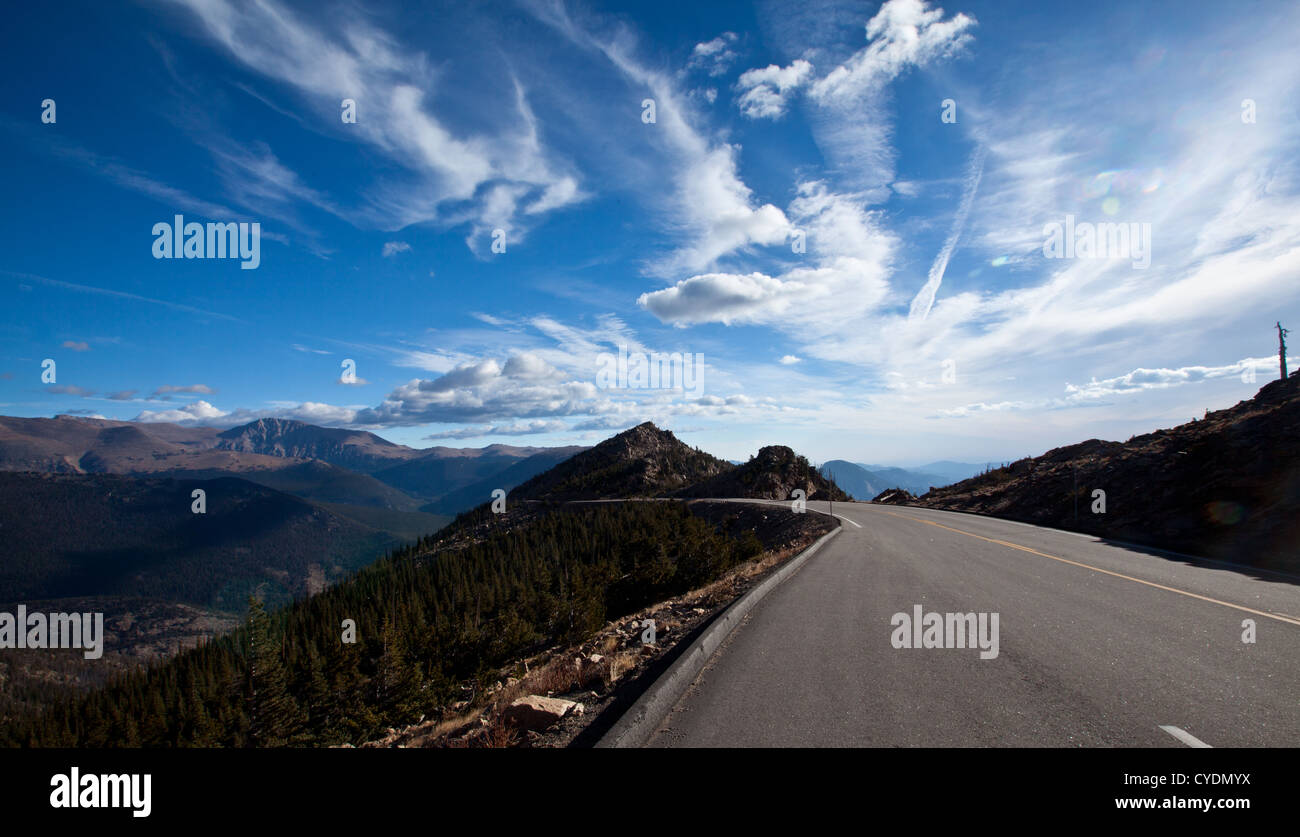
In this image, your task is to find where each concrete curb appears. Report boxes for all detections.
[596,521,843,748]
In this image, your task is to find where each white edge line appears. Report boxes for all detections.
[1159,725,1213,748]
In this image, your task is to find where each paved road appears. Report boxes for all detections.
[647,501,1300,747]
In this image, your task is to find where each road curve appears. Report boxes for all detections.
[646,501,1300,747]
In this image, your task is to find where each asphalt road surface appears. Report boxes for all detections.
[647,501,1300,747]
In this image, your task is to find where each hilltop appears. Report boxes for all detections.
[507,422,848,503]
[875,373,1300,573]
[681,445,849,501]
[510,422,733,500]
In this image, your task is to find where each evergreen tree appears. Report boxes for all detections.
[246,597,300,747]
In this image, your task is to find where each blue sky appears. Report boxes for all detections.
[2,0,1298,465]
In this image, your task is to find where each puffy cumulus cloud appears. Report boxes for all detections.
[735,59,813,119]
[133,399,363,427]
[640,182,894,328]
[273,402,363,426]
[687,32,740,77]
[640,271,809,325]
[353,353,605,426]
[381,241,411,257]
[135,399,229,423]
[779,355,802,365]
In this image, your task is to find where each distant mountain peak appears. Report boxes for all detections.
[215,418,411,471]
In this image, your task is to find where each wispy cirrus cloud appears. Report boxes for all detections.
[153,384,215,396]
[167,0,586,248]
[527,0,792,275]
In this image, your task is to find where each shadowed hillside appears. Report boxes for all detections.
[0,472,402,609]
[875,373,1300,573]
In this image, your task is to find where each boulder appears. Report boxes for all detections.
[501,695,577,731]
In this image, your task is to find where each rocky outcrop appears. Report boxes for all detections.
[678,445,850,501]
[872,488,918,505]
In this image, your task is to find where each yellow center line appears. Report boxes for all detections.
[864,507,1300,628]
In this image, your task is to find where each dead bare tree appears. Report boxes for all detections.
[1279,321,1290,380]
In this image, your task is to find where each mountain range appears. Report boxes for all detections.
[818,459,990,499]
[0,416,849,680]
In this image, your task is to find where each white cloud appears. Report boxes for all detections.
[809,0,976,104]
[382,241,411,257]
[169,0,585,247]
[1064,358,1287,399]
[687,32,739,77]
[153,384,215,396]
[735,59,813,119]
[424,419,570,439]
[908,147,986,321]
[789,0,977,191]
[779,355,802,365]
[135,399,228,423]
[528,3,791,274]
[353,353,605,426]
[937,357,1292,417]
[640,181,894,328]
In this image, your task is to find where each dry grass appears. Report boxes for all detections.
[480,717,520,748]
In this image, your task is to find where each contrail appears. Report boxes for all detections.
[909,146,987,321]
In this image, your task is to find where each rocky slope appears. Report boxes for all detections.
[875,373,1300,573]
[510,422,733,500]
[215,418,415,472]
[353,501,836,748]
